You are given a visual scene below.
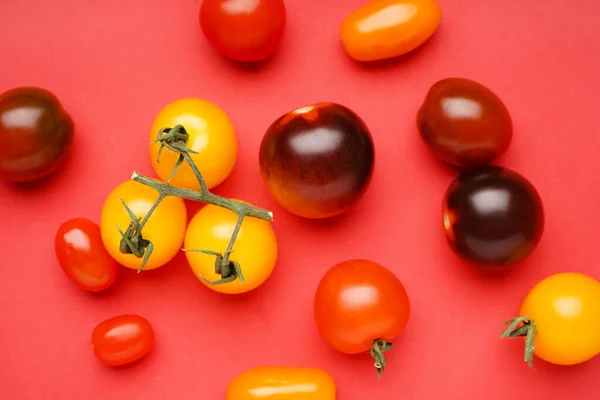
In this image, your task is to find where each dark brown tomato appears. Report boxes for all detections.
[417,77,512,167]
[259,103,375,219]
[0,87,74,182]
[442,166,544,266]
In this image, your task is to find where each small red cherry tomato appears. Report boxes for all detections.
[55,217,119,292]
[314,259,410,379]
[92,314,154,367]
[199,0,286,62]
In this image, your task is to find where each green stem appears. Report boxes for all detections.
[370,340,393,380]
[500,316,537,370]
[119,124,273,276]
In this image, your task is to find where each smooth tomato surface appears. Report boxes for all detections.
[226,366,336,399]
[55,217,119,292]
[340,0,442,62]
[0,87,74,182]
[91,314,154,366]
[519,273,600,365]
[184,203,277,294]
[100,180,187,270]
[259,102,375,219]
[200,0,286,62]
[417,77,513,166]
[149,98,237,190]
[314,259,410,354]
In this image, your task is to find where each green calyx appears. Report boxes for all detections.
[370,339,393,380]
[500,316,537,370]
[117,124,273,279]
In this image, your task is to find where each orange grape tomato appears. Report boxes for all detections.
[149,98,237,190]
[100,180,187,271]
[226,366,336,400]
[340,0,442,62]
[184,203,277,294]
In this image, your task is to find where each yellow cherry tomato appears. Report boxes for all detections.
[184,203,277,294]
[149,98,237,190]
[100,180,187,271]
[502,272,600,367]
[226,366,336,400]
[340,0,442,62]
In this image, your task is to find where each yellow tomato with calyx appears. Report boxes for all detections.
[184,203,277,294]
[100,180,187,271]
[502,272,600,367]
[149,98,237,190]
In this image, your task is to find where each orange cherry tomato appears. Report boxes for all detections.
[100,180,187,271]
[184,203,277,294]
[502,273,600,367]
[149,98,237,190]
[340,0,442,62]
[226,366,336,400]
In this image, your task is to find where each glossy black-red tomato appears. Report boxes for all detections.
[259,103,375,219]
[0,87,74,182]
[442,166,544,266]
[417,77,512,167]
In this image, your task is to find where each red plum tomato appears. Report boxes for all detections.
[0,87,74,182]
[200,0,286,62]
[417,77,512,166]
[55,218,120,292]
[92,314,154,367]
[259,103,375,219]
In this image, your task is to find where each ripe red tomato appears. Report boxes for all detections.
[199,0,286,62]
[55,217,120,292]
[314,260,410,379]
[0,87,74,182]
[91,314,154,367]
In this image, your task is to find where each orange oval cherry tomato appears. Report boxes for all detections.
[340,0,442,62]
[92,314,154,367]
[149,98,237,190]
[226,366,336,400]
[100,180,187,271]
[502,273,600,367]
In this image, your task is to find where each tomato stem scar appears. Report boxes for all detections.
[118,124,273,279]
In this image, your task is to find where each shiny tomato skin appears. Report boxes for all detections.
[314,260,410,354]
[259,102,375,219]
[340,0,442,62]
[149,98,237,191]
[55,218,120,292]
[418,77,513,166]
[0,87,74,182]
[100,180,187,271]
[92,314,154,367]
[226,366,336,399]
[519,273,600,366]
[200,0,286,62]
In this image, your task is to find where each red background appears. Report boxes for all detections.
[2,0,600,399]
